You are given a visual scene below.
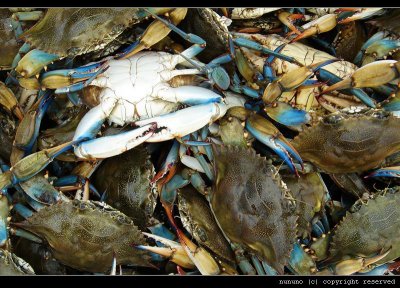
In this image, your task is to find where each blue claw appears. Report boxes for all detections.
[13,203,34,219]
[366,167,400,178]
[245,114,303,176]
[265,102,311,128]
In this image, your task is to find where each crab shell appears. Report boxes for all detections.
[20,8,171,57]
[330,191,400,266]
[177,185,236,271]
[292,110,400,173]
[211,145,297,274]
[15,200,153,273]
[92,146,157,231]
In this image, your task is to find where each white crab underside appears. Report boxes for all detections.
[91,51,202,125]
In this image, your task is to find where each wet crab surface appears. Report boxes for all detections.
[0,7,400,275]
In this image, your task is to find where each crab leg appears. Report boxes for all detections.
[337,8,384,24]
[316,69,376,107]
[232,35,302,65]
[147,10,232,90]
[366,166,400,178]
[245,114,303,176]
[118,8,187,59]
[321,60,400,94]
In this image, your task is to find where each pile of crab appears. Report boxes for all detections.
[1,7,400,275]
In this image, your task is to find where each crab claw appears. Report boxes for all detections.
[137,232,195,269]
[73,123,157,160]
[278,11,304,35]
[337,8,384,24]
[174,228,220,275]
[333,248,391,275]
[245,114,303,176]
[263,59,338,104]
[0,82,24,121]
[290,14,337,42]
[136,102,228,143]
[366,166,400,178]
[265,102,311,130]
[16,49,60,78]
[321,60,400,94]
[362,39,400,65]
[4,141,76,189]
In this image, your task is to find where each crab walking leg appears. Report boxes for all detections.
[136,102,228,143]
[73,124,156,160]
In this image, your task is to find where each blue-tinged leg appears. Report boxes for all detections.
[41,61,109,93]
[0,191,10,247]
[354,31,387,65]
[316,69,376,108]
[232,36,303,66]
[356,264,391,275]
[148,223,177,242]
[263,44,285,82]
[366,166,400,178]
[53,175,101,198]
[250,255,266,275]
[261,260,278,275]
[230,73,261,99]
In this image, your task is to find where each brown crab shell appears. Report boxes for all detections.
[20,8,170,57]
[330,191,400,265]
[211,145,297,274]
[15,200,153,273]
[292,112,400,173]
[93,146,157,231]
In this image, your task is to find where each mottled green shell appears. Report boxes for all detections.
[16,200,152,273]
[211,145,297,273]
[20,8,157,57]
[0,9,22,70]
[178,185,236,269]
[330,192,400,265]
[283,173,327,239]
[0,249,35,275]
[293,110,400,173]
[93,147,157,230]
[0,110,16,160]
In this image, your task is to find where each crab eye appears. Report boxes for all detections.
[371,110,389,119]
[324,114,343,124]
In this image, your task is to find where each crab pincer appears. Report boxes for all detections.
[245,113,304,176]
